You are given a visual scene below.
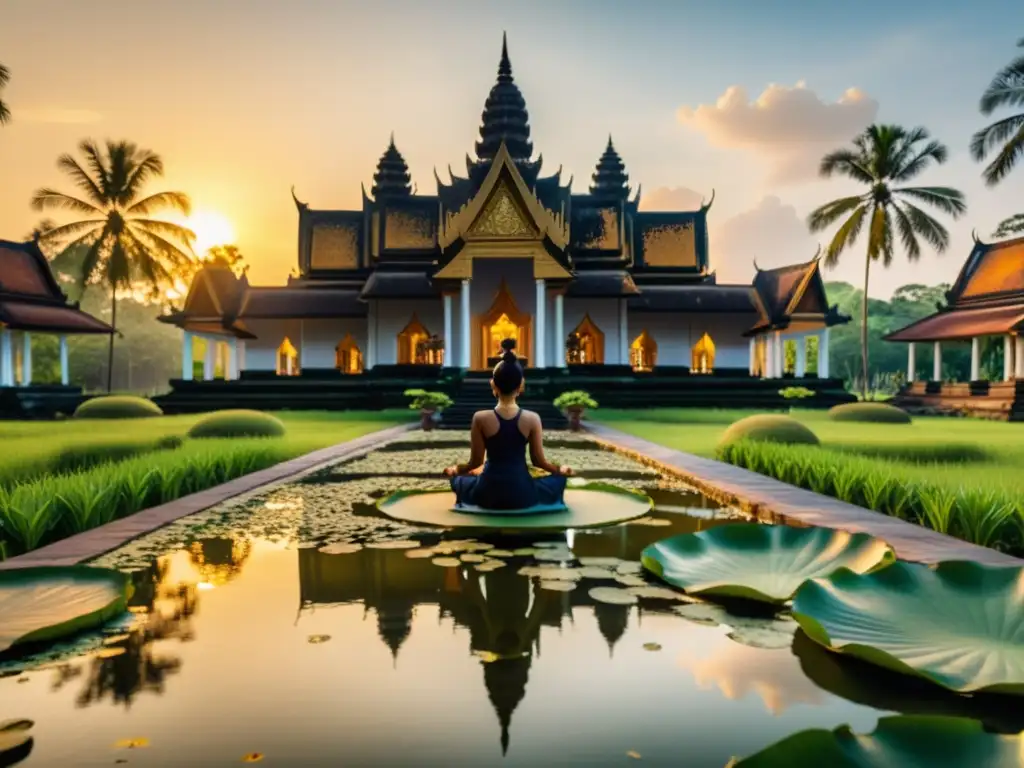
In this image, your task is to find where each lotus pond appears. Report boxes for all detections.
[0,433,1020,767]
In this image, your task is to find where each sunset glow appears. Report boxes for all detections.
[186,210,236,256]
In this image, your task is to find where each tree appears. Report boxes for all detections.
[807,125,966,399]
[203,244,247,274]
[0,63,10,125]
[993,213,1024,238]
[31,140,196,392]
[971,37,1024,186]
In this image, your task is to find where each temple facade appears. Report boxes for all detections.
[159,36,851,417]
[888,233,1024,419]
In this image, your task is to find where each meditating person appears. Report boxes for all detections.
[444,338,573,511]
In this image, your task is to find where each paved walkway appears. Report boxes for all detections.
[0,423,416,570]
[587,422,1023,567]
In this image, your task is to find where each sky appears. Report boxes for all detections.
[1,0,1022,298]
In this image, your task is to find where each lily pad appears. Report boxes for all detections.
[589,587,638,605]
[732,715,1024,767]
[540,580,577,592]
[641,524,894,604]
[0,566,132,653]
[792,560,1024,694]
[318,543,362,555]
[431,557,461,568]
[0,720,33,768]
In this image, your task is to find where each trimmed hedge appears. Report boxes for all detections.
[73,396,163,420]
[718,414,820,449]
[187,410,286,439]
[828,402,912,424]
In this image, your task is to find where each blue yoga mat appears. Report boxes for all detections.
[452,502,569,516]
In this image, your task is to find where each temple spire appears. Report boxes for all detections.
[474,33,533,163]
[371,134,413,199]
[590,135,631,199]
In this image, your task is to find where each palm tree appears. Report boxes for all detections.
[32,139,195,392]
[993,213,1024,238]
[971,37,1024,186]
[0,63,11,125]
[808,124,966,399]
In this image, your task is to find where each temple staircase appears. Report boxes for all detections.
[439,372,568,431]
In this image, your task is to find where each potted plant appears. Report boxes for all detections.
[553,390,598,432]
[404,389,453,431]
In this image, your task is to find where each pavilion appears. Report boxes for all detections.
[0,239,114,417]
[886,232,1024,420]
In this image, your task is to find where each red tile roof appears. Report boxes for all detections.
[0,301,114,333]
[884,303,1024,342]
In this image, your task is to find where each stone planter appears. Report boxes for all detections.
[566,406,584,432]
[420,408,437,431]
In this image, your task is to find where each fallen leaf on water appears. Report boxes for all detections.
[242,753,264,763]
[642,643,662,652]
[307,635,331,644]
[114,738,150,749]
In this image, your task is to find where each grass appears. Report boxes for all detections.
[594,408,1024,554]
[0,410,412,559]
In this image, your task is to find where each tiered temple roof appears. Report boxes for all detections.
[886,233,1024,341]
[0,239,113,335]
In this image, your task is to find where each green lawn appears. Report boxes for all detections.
[0,410,413,558]
[594,408,1024,554]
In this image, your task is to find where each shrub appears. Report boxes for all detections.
[554,391,598,410]
[73,395,163,420]
[403,389,453,412]
[718,414,819,449]
[828,402,912,424]
[187,410,286,439]
[779,386,815,400]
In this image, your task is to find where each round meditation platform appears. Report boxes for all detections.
[377,485,653,531]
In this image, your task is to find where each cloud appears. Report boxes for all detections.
[677,83,878,184]
[710,196,819,283]
[638,186,707,212]
[14,107,103,124]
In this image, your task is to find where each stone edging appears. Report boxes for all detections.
[0,423,417,570]
[586,422,1023,568]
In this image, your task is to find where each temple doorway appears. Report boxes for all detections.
[567,314,605,365]
[335,334,364,374]
[277,337,299,376]
[630,330,657,372]
[478,280,531,368]
[691,332,715,373]
[397,315,430,364]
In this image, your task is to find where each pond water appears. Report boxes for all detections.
[1,434,1017,767]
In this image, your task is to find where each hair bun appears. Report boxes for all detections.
[500,338,516,352]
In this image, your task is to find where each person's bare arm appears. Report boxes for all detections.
[527,414,572,475]
[445,412,486,475]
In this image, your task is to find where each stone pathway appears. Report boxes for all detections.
[587,422,1023,568]
[0,423,416,570]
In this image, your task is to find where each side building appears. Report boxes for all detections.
[158,36,852,420]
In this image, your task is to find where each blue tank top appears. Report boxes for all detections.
[484,408,528,468]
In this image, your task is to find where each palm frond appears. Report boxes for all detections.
[78,140,111,201]
[818,148,875,184]
[891,136,948,182]
[127,225,196,271]
[993,213,1024,238]
[123,230,176,288]
[77,232,110,289]
[890,203,922,261]
[30,188,104,216]
[979,54,1024,115]
[866,204,889,263]
[891,186,967,218]
[970,112,1024,161]
[106,237,134,290]
[898,200,950,253]
[129,218,195,248]
[807,195,864,232]
[822,204,868,268]
[55,153,108,206]
[0,63,9,87]
[49,230,101,283]
[0,100,10,126]
[125,191,191,216]
[121,149,164,205]
[38,219,106,244]
[978,120,1024,186]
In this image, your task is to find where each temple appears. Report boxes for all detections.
[158,35,852,420]
[0,238,114,417]
[887,232,1024,420]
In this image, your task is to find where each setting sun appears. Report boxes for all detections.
[186,210,236,255]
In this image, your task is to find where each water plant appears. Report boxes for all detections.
[792,560,1024,694]
[778,386,814,400]
[641,524,894,604]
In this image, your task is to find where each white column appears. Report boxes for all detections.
[970,337,981,381]
[236,339,246,378]
[20,333,32,386]
[773,331,784,378]
[227,339,238,380]
[443,293,453,368]
[933,341,942,382]
[795,335,807,378]
[0,329,12,387]
[181,331,194,380]
[534,279,546,368]
[203,337,216,381]
[298,320,305,373]
[59,334,69,385]
[1016,336,1024,379]
[366,302,376,371]
[762,335,773,378]
[907,342,916,382]
[1003,336,1014,381]
[748,338,756,375]
[460,279,471,369]
[818,328,831,379]
[618,299,628,365]
[554,293,565,368]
